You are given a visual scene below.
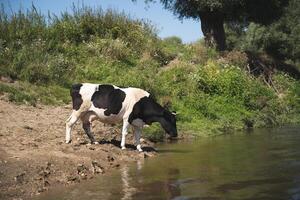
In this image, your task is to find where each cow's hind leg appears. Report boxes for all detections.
[65,110,80,143]
[81,112,98,144]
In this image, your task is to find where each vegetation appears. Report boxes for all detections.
[142,0,289,51]
[226,0,300,67]
[0,5,299,139]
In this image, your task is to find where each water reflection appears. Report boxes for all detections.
[121,162,184,199]
[120,165,137,200]
[165,168,182,200]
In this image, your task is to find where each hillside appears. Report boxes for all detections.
[0,6,300,138]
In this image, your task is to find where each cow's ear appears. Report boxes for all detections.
[171,111,177,116]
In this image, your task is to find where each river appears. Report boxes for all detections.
[38,126,300,200]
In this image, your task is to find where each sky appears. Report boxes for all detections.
[1,0,203,43]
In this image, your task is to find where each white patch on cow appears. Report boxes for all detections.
[90,104,123,124]
[80,83,98,101]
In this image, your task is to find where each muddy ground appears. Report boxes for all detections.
[0,99,157,200]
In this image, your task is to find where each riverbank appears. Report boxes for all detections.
[0,99,157,200]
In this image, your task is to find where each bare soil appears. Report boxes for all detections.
[0,99,156,200]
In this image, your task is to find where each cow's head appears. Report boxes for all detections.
[161,109,177,138]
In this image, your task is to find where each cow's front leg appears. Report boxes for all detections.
[134,126,143,152]
[121,120,129,150]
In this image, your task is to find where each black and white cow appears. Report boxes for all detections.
[66,83,177,151]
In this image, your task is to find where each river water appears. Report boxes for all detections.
[39,126,300,200]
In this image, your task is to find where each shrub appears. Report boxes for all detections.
[85,38,132,61]
[219,50,249,69]
[0,83,36,105]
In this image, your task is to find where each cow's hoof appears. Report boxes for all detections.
[65,140,71,144]
[137,145,143,152]
[94,141,99,144]
[121,146,126,150]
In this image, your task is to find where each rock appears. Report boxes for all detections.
[67,175,80,183]
[38,169,50,177]
[88,146,95,150]
[80,173,87,180]
[14,172,26,184]
[144,153,149,158]
[107,155,115,162]
[140,138,146,143]
[73,143,80,147]
[43,180,50,187]
[72,146,80,151]
[37,186,46,193]
[23,125,33,130]
[45,161,52,168]
[100,148,109,152]
[29,143,38,148]
[34,138,42,142]
[91,161,104,174]
[77,164,88,175]
[113,163,120,168]
[79,140,88,145]
[38,162,51,178]
[139,152,151,159]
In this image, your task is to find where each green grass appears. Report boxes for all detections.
[0,82,69,106]
[0,83,36,105]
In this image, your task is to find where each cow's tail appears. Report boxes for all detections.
[66,114,72,123]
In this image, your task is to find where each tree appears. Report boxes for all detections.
[226,0,300,64]
[148,0,288,51]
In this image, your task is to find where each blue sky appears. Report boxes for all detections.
[1,0,203,43]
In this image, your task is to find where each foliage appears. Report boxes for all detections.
[142,0,289,50]
[225,0,300,66]
[0,83,36,105]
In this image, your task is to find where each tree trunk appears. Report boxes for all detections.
[199,12,226,51]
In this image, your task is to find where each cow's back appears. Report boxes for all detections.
[73,83,149,123]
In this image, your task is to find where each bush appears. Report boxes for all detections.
[194,61,248,97]
[218,50,249,69]
[85,38,132,61]
[0,83,36,105]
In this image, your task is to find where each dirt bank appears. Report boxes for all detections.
[0,99,156,200]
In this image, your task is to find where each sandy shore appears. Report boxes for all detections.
[0,99,156,200]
